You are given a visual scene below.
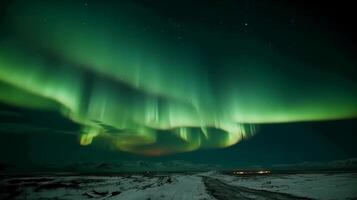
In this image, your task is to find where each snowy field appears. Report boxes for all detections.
[208,172,357,200]
[1,172,356,200]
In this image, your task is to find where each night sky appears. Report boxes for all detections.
[0,0,356,169]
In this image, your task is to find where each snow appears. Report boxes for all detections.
[209,172,357,200]
[0,174,214,200]
[117,175,213,200]
[1,172,356,200]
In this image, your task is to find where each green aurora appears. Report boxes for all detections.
[0,0,356,155]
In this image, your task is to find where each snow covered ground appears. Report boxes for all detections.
[0,172,356,199]
[207,172,357,200]
[0,174,213,200]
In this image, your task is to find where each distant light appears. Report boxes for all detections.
[258,170,270,174]
[233,170,270,175]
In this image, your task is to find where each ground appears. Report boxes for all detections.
[1,172,356,200]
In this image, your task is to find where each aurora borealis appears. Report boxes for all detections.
[0,0,356,157]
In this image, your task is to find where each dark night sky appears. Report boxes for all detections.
[0,0,356,170]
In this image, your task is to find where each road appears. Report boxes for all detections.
[203,176,314,200]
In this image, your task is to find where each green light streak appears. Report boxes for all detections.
[0,0,356,155]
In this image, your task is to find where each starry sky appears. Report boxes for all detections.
[0,0,356,169]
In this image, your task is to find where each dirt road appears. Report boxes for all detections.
[203,176,314,200]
